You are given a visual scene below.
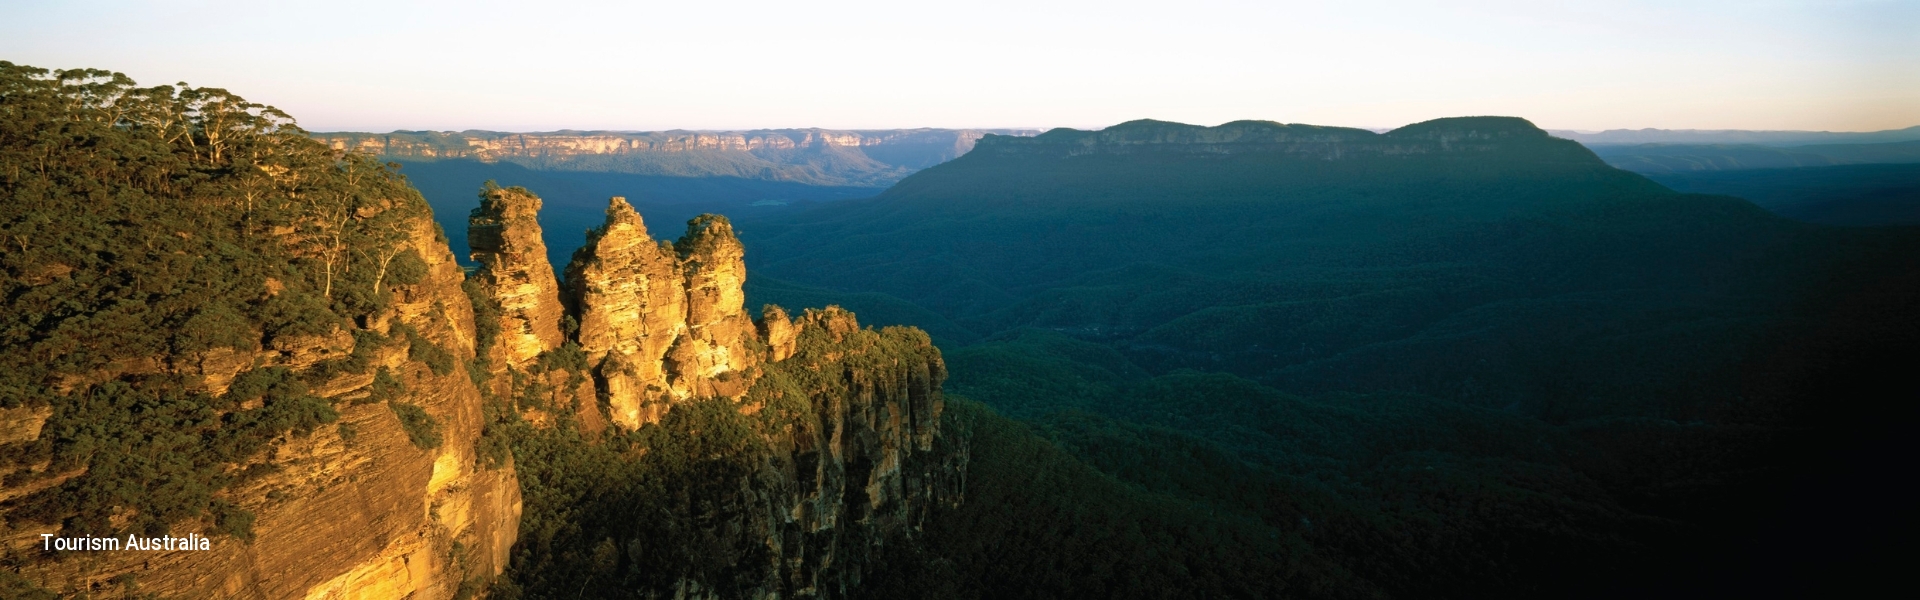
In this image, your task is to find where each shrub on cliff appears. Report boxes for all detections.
[390,401,444,450]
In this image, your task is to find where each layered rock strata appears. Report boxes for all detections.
[2,198,521,600]
[314,129,1038,163]
[477,195,961,597]
[4,181,954,599]
[3,64,955,600]
[565,198,763,429]
[466,184,603,431]
[468,184,565,369]
[310,128,1043,187]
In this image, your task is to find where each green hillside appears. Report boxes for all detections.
[1643,163,1920,226]
[741,117,1920,595]
[743,117,1845,416]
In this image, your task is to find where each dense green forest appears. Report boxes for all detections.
[1642,163,1920,226]
[740,118,1920,596]
[741,118,1843,418]
[479,308,959,599]
[6,59,1916,598]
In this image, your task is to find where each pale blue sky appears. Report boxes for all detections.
[2,0,1914,132]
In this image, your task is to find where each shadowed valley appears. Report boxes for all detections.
[3,60,1916,599]
[738,117,1920,597]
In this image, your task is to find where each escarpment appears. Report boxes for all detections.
[465,194,962,598]
[1,128,520,598]
[3,62,956,600]
[668,306,965,599]
[3,172,960,600]
[310,128,1044,187]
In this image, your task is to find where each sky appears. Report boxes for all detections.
[2,0,1916,133]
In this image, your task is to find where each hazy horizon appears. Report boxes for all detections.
[296,122,1920,136]
[5,0,1917,134]
[6,5,1919,596]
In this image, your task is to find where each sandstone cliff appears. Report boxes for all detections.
[2,182,958,599]
[496,303,962,599]
[310,128,1041,187]
[563,199,767,429]
[2,62,958,600]
[470,194,962,599]
[468,184,566,370]
[314,128,1037,164]
[665,306,964,598]
[466,184,603,434]
[2,189,520,600]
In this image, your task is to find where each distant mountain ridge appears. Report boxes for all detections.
[1550,125,1920,146]
[1589,140,1920,173]
[735,114,1920,595]
[1578,139,1920,226]
[313,127,1040,187]
[1643,163,1920,226]
[747,115,1733,336]
[983,116,1590,160]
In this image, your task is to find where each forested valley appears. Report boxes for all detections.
[741,119,1920,597]
[3,60,1916,599]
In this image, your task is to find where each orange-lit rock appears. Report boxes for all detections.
[468,184,565,369]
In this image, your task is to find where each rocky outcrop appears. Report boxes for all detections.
[667,214,761,400]
[683,307,963,598]
[564,197,690,428]
[0,405,51,446]
[478,194,963,598]
[760,305,799,362]
[465,182,607,431]
[565,199,765,429]
[468,184,566,369]
[3,64,956,600]
[2,176,956,599]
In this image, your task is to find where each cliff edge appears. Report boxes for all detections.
[0,62,959,600]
